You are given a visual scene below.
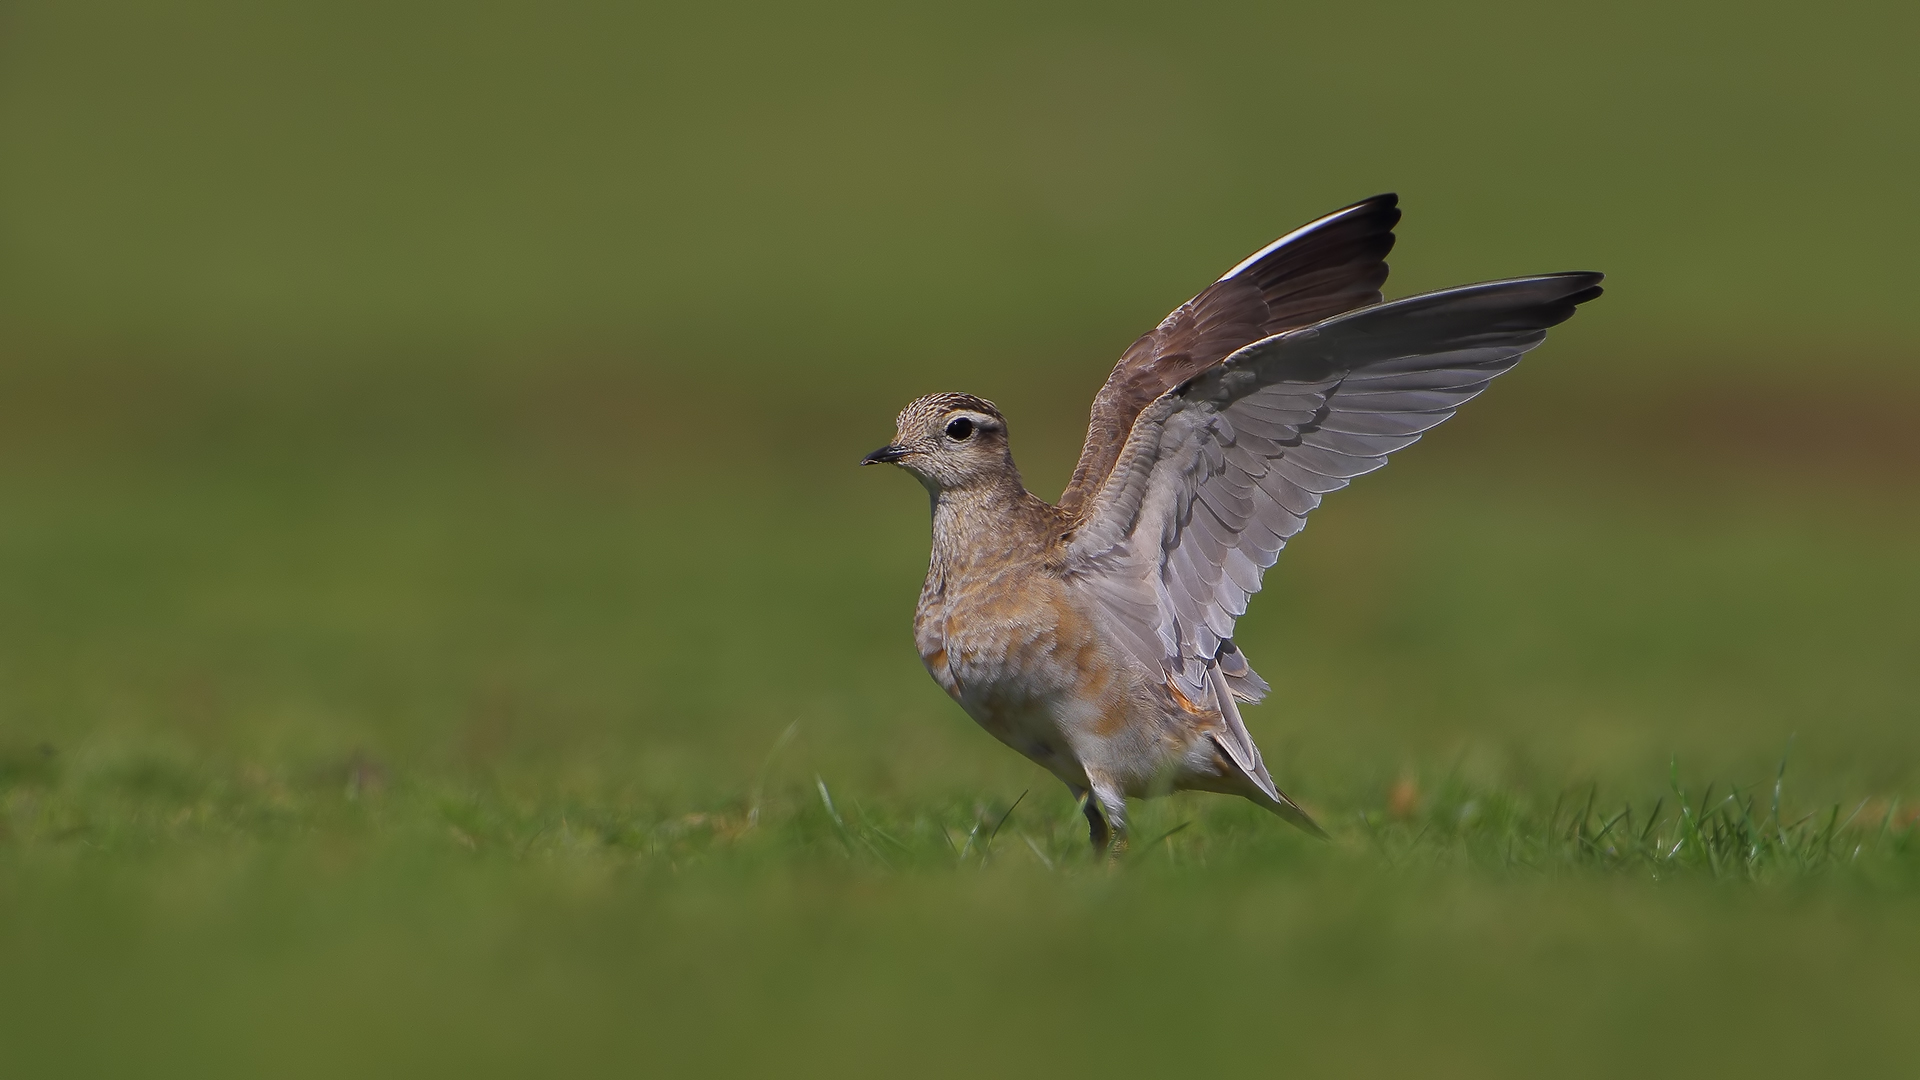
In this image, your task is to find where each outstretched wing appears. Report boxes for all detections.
[1056,194,1402,519]
[1063,272,1604,745]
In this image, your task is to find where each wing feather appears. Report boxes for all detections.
[1222,546,1263,594]
[1314,411,1452,437]
[1057,195,1402,518]
[1065,272,1603,721]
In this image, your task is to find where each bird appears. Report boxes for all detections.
[861,194,1600,853]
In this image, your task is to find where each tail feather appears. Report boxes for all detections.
[1205,663,1328,839]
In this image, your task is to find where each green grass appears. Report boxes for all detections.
[4,741,1918,1078]
[6,734,1914,880]
[3,355,1917,1077]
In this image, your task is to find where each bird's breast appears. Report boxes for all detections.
[919,569,1125,730]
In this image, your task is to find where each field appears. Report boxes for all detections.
[2,2,1918,1076]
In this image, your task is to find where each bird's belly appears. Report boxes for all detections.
[921,580,1135,786]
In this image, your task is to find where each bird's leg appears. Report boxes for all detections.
[1078,781,1129,858]
[1079,792,1110,853]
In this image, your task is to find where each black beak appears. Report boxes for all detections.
[861,444,908,466]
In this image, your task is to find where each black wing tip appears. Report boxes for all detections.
[1345,191,1399,210]
[1219,194,1403,284]
[1544,271,1605,308]
[1461,271,1605,302]
[1550,269,1605,288]
[1296,270,1606,340]
[1337,192,1401,226]
[1503,272,1605,327]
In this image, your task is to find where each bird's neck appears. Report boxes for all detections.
[927,473,1053,578]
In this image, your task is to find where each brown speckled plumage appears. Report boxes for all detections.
[864,195,1602,853]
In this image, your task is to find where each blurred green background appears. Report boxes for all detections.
[2,1,1916,1076]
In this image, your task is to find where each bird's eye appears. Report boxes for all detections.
[945,417,974,440]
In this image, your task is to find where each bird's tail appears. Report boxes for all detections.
[1205,663,1328,839]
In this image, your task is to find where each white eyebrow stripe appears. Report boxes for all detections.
[1216,203,1368,283]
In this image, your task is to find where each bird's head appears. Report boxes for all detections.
[861,392,1014,493]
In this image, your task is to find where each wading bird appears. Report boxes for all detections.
[862,195,1600,853]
